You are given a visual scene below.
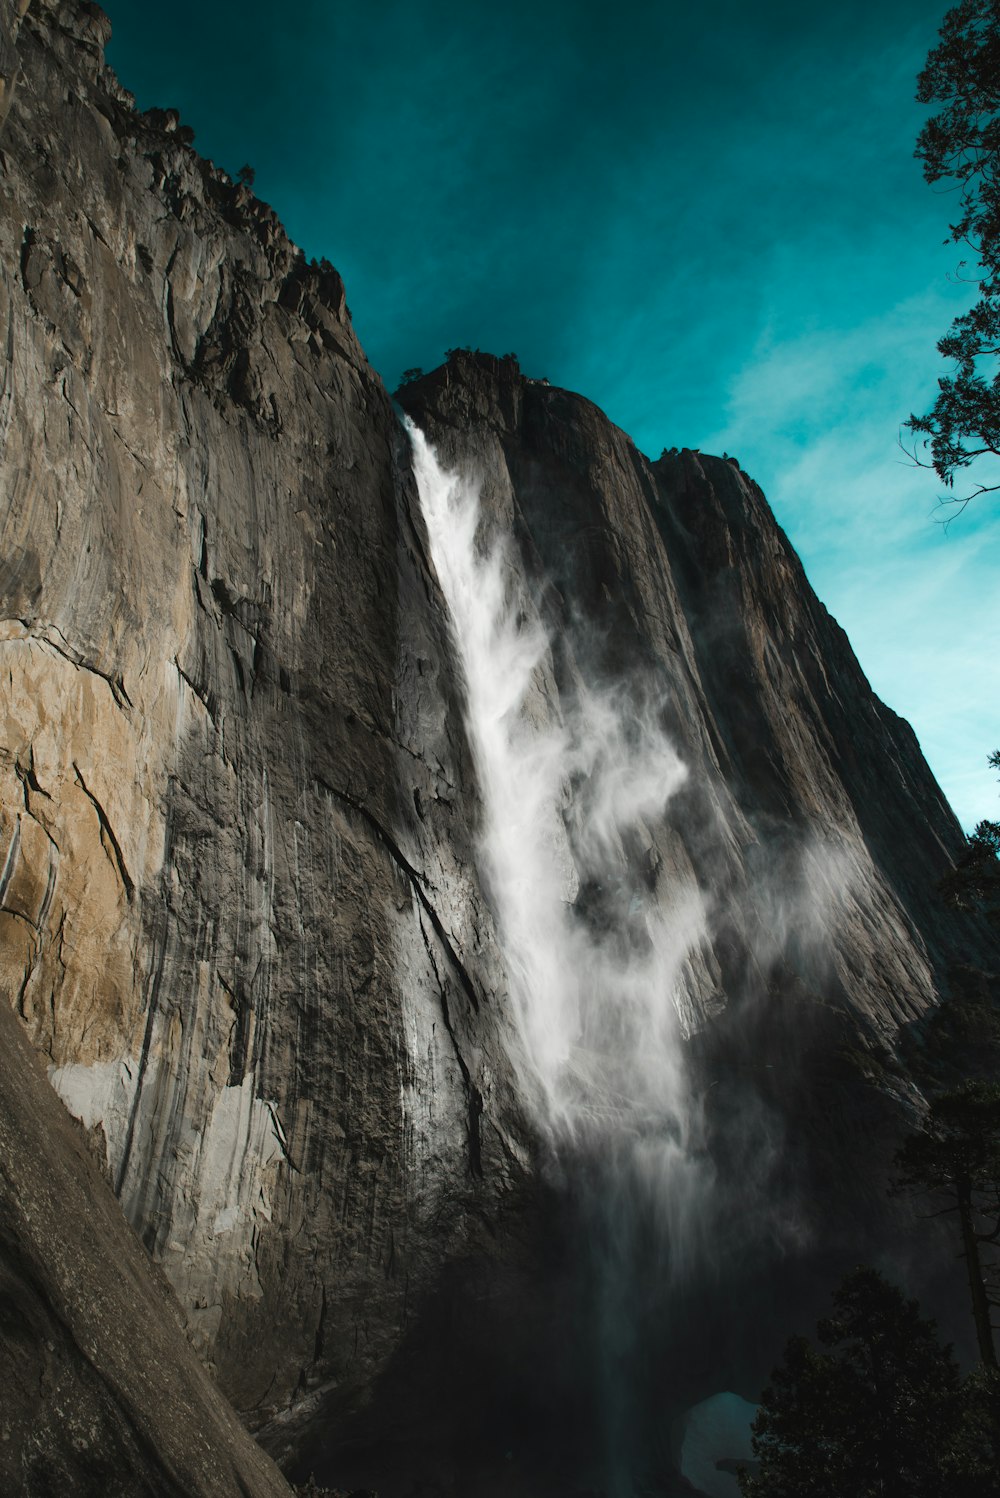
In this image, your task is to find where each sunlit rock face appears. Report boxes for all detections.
[1,3,996,1495]
[0,0,535,1465]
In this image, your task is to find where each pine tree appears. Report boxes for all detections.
[739,1268,964,1498]
[893,1084,1000,1368]
[906,2,1000,509]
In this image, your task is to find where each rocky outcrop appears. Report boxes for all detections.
[0,994,295,1497]
[2,3,997,1495]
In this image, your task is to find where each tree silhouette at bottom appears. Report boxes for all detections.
[738,1267,965,1497]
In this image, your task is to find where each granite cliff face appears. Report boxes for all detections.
[0,0,534,1470]
[397,356,993,1473]
[0,2,995,1495]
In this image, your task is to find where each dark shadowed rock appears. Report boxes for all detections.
[398,349,999,1414]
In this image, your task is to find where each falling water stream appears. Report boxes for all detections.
[408,423,717,1492]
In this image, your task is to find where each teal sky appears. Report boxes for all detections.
[105,0,999,829]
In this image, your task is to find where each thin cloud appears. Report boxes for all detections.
[701,289,1000,829]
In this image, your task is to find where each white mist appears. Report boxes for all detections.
[408,424,705,1199]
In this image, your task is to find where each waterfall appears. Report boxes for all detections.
[408,420,708,1194]
[408,420,716,1492]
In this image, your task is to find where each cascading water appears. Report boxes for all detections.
[408,422,715,1491]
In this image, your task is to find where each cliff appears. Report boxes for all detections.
[0,0,536,1475]
[399,351,970,1043]
[0,3,995,1495]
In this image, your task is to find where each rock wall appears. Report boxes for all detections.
[398,355,995,1416]
[0,0,534,1461]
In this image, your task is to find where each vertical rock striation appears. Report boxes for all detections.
[0,0,534,1465]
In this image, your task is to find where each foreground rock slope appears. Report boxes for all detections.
[1,1,995,1493]
[0,995,296,1497]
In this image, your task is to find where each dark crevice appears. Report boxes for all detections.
[210,574,240,615]
[313,1283,327,1366]
[174,657,219,727]
[84,212,109,248]
[315,776,479,1016]
[18,620,131,710]
[230,645,245,695]
[18,224,35,291]
[15,745,51,812]
[72,762,134,902]
[418,913,484,1181]
[0,904,39,937]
